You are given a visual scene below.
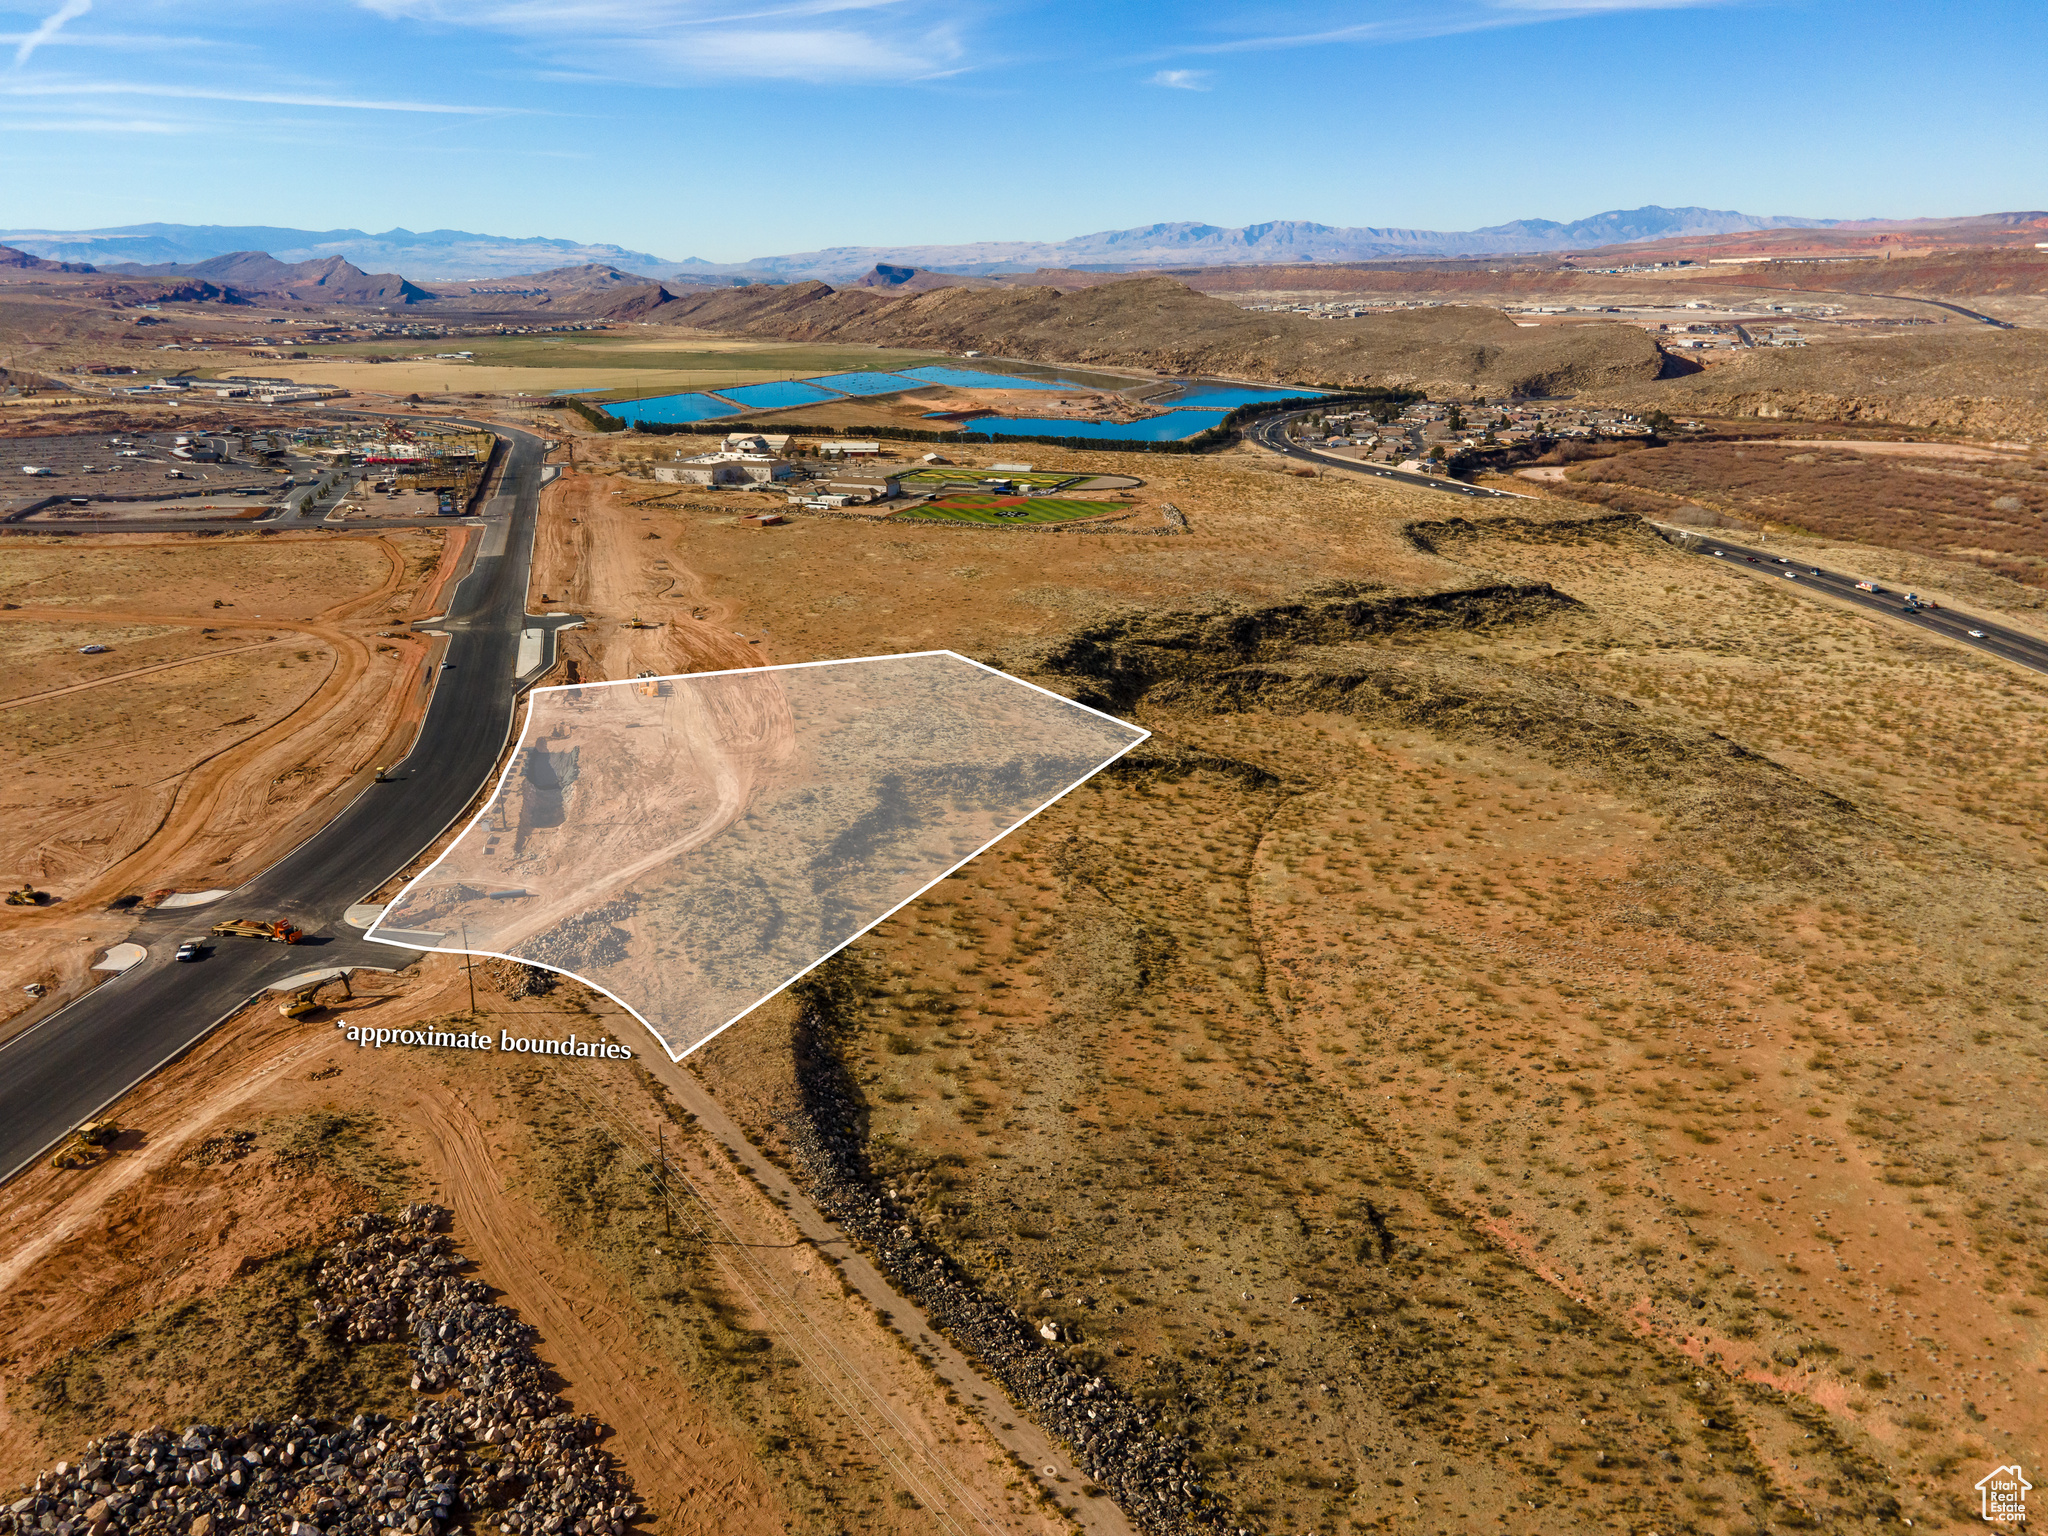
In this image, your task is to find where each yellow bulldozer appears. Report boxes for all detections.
[6,883,48,906]
[50,1120,118,1170]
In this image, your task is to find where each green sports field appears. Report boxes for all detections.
[895,467,1085,492]
[896,493,1126,526]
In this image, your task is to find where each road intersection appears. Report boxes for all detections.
[0,418,575,1181]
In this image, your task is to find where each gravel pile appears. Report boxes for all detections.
[1,1204,641,1536]
[526,899,636,974]
[787,1006,1227,1536]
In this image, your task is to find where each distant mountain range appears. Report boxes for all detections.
[709,209,1844,279]
[0,208,1837,283]
[0,223,677,280]
[87,250,434,305]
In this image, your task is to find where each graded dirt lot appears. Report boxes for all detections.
[0,527,464,1033]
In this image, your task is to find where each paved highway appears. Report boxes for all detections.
[1249,408,2048,676]
[1246,408,1524,500]
[0,420,576,1182]
[1663,529,2048,677]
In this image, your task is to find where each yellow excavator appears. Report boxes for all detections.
[278,973,350,1017]
[278,985,323,1019]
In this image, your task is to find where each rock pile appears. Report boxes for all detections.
[787,1005,1227,1536]
[477,960,557,1001]
[1,1204,641,1536]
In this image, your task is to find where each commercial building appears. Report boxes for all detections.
[653,451,792,486]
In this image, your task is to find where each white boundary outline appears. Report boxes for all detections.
[364,650,1148,1062]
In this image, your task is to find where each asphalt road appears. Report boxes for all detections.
[1252,413,2048,676]
[1666,530,2048,677]
[0,420,576,1182]
[1246,409,1523,500]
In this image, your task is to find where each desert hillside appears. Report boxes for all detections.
[625,276,1667,397]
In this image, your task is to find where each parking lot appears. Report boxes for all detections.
[4,429,285,511]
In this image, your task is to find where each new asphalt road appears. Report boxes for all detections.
[0,419,577,1182]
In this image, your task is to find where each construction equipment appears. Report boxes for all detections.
[50,1120,118,1170]
[5,883,46,906]
[278,985,322,1018]
[210,917,304,944]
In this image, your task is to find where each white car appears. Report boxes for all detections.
[1783,571,1798,580]
[1968,629,1985,638]
[79,644,109,654]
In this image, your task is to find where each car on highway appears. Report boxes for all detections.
[440,661,456,669]
[1969,629,1986,638]
[1774,557,1789,564]
[1811,568,1822,575]
[175,941,204,962]
[1783,571,1798,580]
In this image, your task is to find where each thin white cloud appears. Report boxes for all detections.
[0,29,221,52]
[1491,0,1724,8]
[1,113,182,131]
[626,24,960,79]
[357,0,917,26]
[1146,67,1210,89]
[1175,0,1730,55]
[0,78,502,111]
[12,0,90,67]
[351,0,967,82]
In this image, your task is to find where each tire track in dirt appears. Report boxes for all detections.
[542,1061,1089,1536]
[408,1089,794,1536]
[0,639,293,710]
[629,1055,1131,1536]
[537,471,759,684]
[3,533,440,910]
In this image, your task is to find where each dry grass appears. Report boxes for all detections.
[1551,442,2048,585]
[691,488,2048,1535]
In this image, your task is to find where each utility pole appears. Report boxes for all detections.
[658,1126,671,1238]
[461,922,477,1015]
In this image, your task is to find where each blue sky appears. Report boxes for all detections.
[2,0,2043,261]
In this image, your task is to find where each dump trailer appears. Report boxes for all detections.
[210,917,304,944]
